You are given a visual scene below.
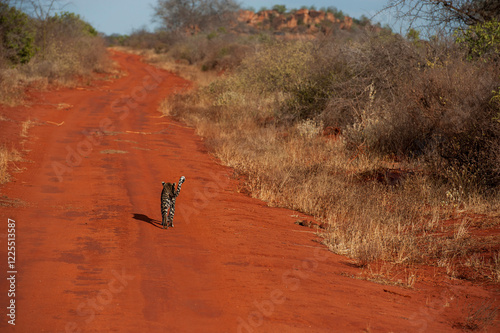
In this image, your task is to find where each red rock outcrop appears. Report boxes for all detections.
[236,9,352,33]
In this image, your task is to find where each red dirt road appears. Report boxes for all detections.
[0,51,497,332]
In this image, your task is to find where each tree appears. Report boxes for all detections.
[0,2,36,64]
[50,11,98,37]
[272,4,286,14]
[383,0,500,30]
[326,6,345,20]
[153,0,240,32]
[12,0,67,56]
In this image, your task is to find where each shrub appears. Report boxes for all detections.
[165,28,500,276]
[455,19,500,61]
[191,32,500,193]
[272,5,286,14]
[29,11,110,78]
[49,12,98,37]
[126,30,254,72]
[124,28,179,52]
[0,3,36,64]
[306,34,500,190]
[0,8,110,104]
[105,33,129,47]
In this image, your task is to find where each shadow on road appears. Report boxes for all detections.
[132,213,164,229]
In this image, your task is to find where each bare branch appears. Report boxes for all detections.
[153,0,240,32]
[383,0,500,33]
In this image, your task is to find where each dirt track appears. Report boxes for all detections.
[0,51,496,332]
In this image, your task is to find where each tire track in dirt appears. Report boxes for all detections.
[0,51,470,332]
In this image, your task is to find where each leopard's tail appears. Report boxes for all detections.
[175,176,185,197]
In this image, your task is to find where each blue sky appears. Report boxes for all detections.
[64,1,392,35]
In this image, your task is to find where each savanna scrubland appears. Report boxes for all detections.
[2,0,499,295]
[0,1,112,185]
[0,0,498,329]
[115,0,500,290]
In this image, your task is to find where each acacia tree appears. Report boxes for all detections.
[153,0,240,32]
[384,0,500,30]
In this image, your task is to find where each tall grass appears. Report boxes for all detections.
[164,32,500,281]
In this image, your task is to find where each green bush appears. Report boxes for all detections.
[455,19,500,61]
[0,6,110,104]
[0,3,36,64]
[50,12,98,37]
[272,5,286,14]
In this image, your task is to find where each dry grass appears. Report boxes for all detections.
[157,32,500,285]
[0,69,26,106]
[0,30,112,105]
[167,90,496,273]
[492,251,500,282]
[0,147,22,184]
[454,300,499,331]
[99,150,128,154]
[20,118,37,137]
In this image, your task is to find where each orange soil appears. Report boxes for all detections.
[0,51,498,332]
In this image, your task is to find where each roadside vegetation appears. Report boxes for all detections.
[125,1,500,288]
[0,1,111,105]
[108,1,382,81]
[0,1,111,184]
[167,35,500,284]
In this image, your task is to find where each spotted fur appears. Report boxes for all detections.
[161,176,185,229]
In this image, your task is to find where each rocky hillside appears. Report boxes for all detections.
[237,9,353,34]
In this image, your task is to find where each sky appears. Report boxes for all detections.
[64,0,393,36]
